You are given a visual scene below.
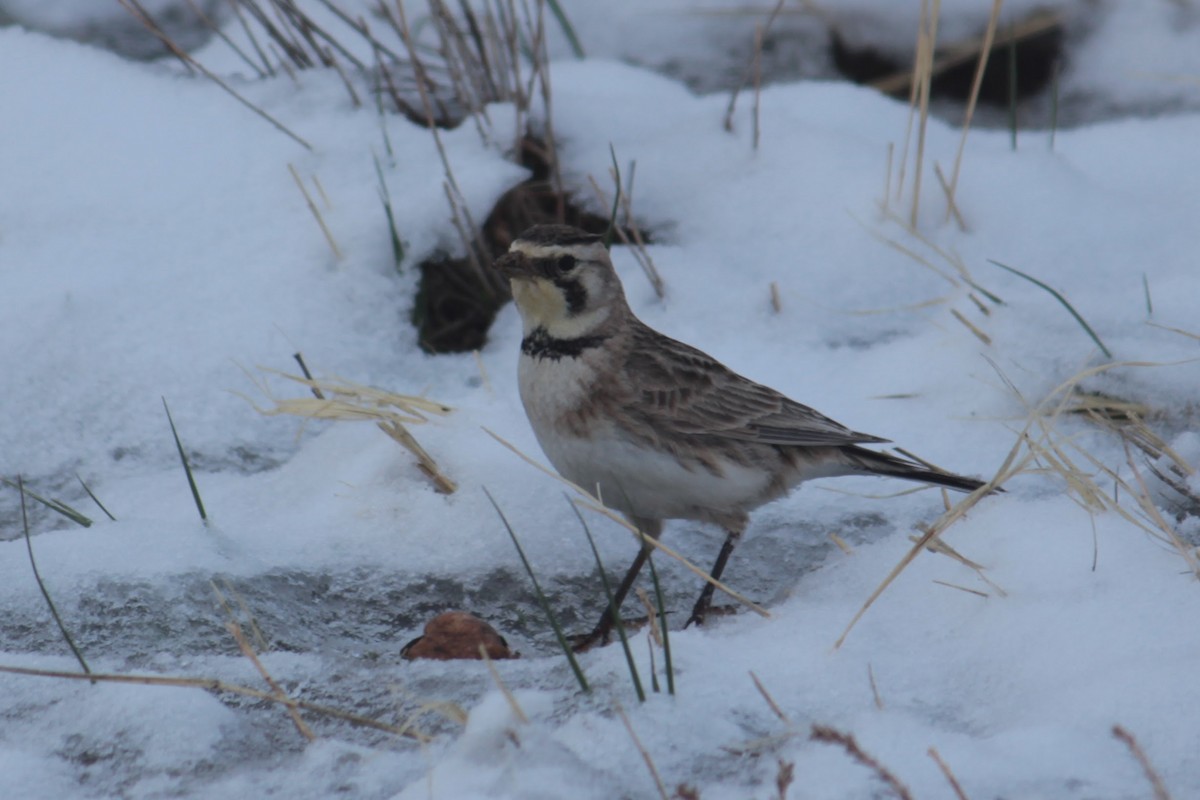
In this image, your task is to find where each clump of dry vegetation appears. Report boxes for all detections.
[123,0,637,353]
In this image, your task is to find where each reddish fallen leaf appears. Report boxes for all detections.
[401,611,518,661]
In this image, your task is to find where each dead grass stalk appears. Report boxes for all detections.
[810,724,913,799]
[245,367,456,494]
[1112,725,1173,800]
[944,0,1004,224]
[928,746,971,800]
[0,663,428,741]
[615,700,670,800]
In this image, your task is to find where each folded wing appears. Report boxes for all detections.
[624,328,889,447]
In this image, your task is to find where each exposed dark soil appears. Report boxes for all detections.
[411,135,628,354]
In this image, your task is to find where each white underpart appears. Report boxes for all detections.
[518,351,773,523]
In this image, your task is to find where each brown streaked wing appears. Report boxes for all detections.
[623,324,888,447]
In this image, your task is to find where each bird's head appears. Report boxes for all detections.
[494,224,630,338]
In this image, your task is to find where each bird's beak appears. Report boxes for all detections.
[493,251,528,279]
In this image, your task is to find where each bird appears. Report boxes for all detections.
[494,223,992,649]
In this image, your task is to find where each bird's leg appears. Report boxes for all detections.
[572,543,652,652]
[686,528,743,628]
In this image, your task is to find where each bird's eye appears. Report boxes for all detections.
[555,255,577,272]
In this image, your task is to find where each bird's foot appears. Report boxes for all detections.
[569,612,656,651]
[567,627,610,653]
[685,602,742,629]
[686,584,718,629]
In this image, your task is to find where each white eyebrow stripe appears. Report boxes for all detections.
[510,241,606,260]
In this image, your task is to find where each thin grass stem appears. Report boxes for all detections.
[373,151,406,268]
[811,725,913,800]
[291,352,324,398]
[945,0,1002,222]
[310,0,406,63]
[479,643,529,722]
[225,617,315,741]
[568,498,644,701]
[75,474,116,522]
[722,0,785,133]
[483,487,589,692]
[928,747,971,800]
[646,552,674,695]
[604,143,622,249]
[0,662,428,741]
[544,0,584,58]
[615,701,670,800]
[162,397,208,522]
[1,477,92,528]
[184,0,265,77]
[226,0,274,75]
[910,0,940,228]
[988,260,1112,358]
[644,635,659,693]
[119,0,312,150]
[288,163,343,261]
[750,670,790,722]
[18,477,92,677]
[1113,725,1173,800]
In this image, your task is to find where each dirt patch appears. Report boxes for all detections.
[411,135,627,354]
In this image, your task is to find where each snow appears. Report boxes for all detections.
[2,2,1200,798]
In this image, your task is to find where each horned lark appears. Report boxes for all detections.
[495,224,990,647]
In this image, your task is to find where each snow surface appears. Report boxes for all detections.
[2,2,1200,798]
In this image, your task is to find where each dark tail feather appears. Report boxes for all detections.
[845,446,997,494]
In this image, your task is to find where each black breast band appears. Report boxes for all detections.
[521,327,610,360]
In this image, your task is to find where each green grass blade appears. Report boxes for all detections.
[962,275,1005,307]
[162,397,208,521]
[75,473,116,521]
[1,477,92,528]
[291,351,326,399]
[568,496,644,702]
[646,638,660,694]
[607,477,672,694]
[989,260,1112,358]
[1142,273,1153,317]
[603,143,622,250]
[18,476,92,677]
[545,0,584,59]
[372,150,405,269]
[646,552,674,696]
[375,58,396,160]
[483,487,589,693]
